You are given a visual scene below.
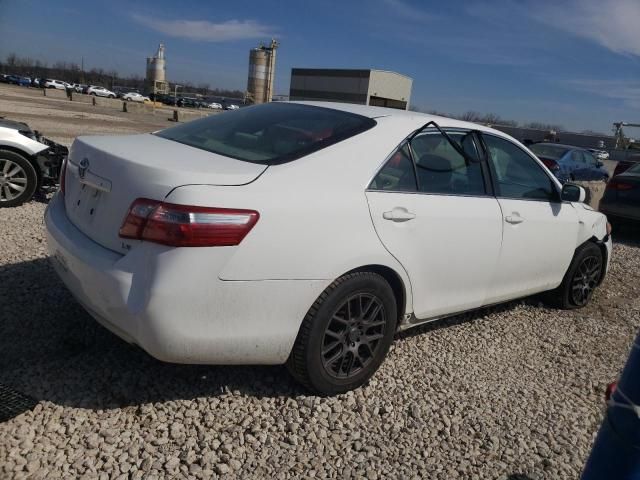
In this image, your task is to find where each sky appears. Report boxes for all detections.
[1,0,640,133]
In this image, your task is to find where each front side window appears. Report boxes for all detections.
[484,134,557,202]
[155,102,376,165]
[571,151,584,163]
[530,144,568,161]
[369,144,417,192]
[583,152,597,166]
[410,130,486,195]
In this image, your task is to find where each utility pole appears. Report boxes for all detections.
[174,84,181,106]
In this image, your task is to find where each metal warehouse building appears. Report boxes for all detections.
[289,68,412,110]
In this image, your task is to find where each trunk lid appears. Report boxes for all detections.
[63,134,267,253]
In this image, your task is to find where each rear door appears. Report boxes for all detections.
[366,129,503,320]
[482,134,579,303]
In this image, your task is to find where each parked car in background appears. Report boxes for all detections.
[208,102,223,109]
[530,143,609,182]
[588,148,610,161]
[7,75,31,87]
[0,74,10,83]
[123,92,150,103]
[225,104,240,110]
[0,117,68,207]
[31,78,41,87]
[43,79,68,90]
[600,163,640,224]
[87,86,116,98]
[177,97,200,108]
[45,102,611,394]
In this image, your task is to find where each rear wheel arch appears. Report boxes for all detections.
[343,264,407,327]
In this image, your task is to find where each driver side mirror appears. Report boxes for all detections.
[561,183,586,203]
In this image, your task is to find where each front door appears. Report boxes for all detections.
[482,134,579,303]
[366,130,503,320]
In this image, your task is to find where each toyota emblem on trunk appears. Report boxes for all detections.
[78,158,89,179]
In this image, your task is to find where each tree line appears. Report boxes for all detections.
[409,106,567,132]
[0,53,245,99]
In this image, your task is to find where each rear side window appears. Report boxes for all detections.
[410,130,486,195]
[370,144,417,192]
[155,102,376,165]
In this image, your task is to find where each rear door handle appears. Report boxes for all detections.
[383,207,416,222]
[505,214,524,224]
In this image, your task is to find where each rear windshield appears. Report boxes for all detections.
[530,144,569,161]
[155,102,376,164]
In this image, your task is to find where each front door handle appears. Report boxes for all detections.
[383,207,416,222]
[505,214,524,224]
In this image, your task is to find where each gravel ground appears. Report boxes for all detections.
[1,199,639,480]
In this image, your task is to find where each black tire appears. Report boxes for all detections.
[90,92,96,96]
[287,272,397,395]
[0,150,38,208]
[546,242,603,309]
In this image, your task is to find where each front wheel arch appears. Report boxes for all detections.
[0,145,42,186]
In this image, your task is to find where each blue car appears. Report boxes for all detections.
[6,75,31,87]
[529,143,609,183]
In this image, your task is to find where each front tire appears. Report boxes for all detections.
[548,242,603,309]
[287,272,397,395]
[0,150,38,208]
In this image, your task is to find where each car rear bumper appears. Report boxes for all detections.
[600,203,640,222]
[44,193,328,364]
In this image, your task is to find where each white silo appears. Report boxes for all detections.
[247,39,278,104]
[146,43,168,94]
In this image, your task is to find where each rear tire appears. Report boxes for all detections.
[287,272,397,395]
[0,150,38,208]
[546,242,603,309]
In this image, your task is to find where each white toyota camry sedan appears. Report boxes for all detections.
[45,102,612,394]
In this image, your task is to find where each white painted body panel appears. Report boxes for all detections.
[0,126,49,156]
[44,101,613,365]
[45,194,329,364]
[63,135,267,253]
[487,199,579,303]
[366,192,502,318]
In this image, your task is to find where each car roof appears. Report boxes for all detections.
[287,101,508,137]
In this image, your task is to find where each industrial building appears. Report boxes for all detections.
[289,69,412,110]
[146,43,169,95]
[246,40,278,104]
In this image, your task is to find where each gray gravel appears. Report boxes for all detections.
[1,200,639,480]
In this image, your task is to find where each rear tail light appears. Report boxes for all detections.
[59,157,68,196]
[605,381,617,402]
[119,198,259,247]
[606,179,635,191]
[540,158,560,171]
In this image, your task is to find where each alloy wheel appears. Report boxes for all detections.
[0,159,28,202]
[321,293,387,379]
[570,255,601,306]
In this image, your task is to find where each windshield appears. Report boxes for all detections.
[155,102,376,165]
[530,144,569,160]
[627,163,640,174]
